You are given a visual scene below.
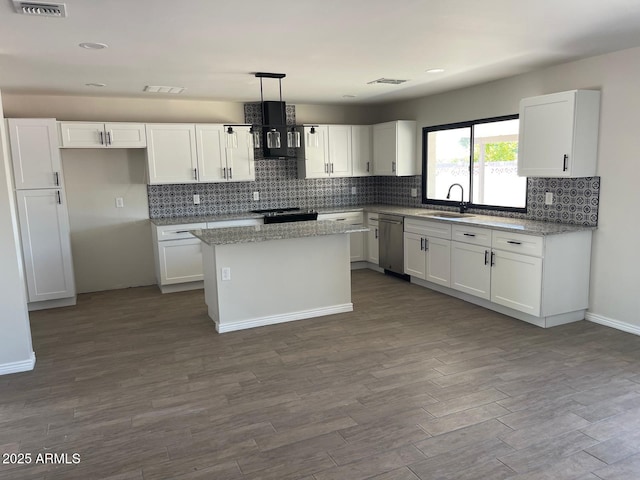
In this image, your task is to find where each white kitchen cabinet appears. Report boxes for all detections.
[152,218,262,293]
[366,214,379,265]
[224,126,255,182]
[196,125,255,183]
[317,211,365,262]
[490,249,542,316]
[59,122,147,148]
[403,232,451,287]
[351,125,373,176]
[403,218,451,287]
[298,125,353,178]
[146,124,199,184]
[373,120,417,176]
[518,90,600,177]
[8,118,62,190]
[451,241,491,299]
[15,189,75,303]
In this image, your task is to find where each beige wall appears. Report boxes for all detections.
[1,93,370,293]
[0,90,34,372]
[373,46,640,332]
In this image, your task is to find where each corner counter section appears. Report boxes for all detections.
[191,221,369,333]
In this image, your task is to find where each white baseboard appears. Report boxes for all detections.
[28,296,76,311]
[159,281,204,294]
[215,303,353,333]
[586,312,640,336]
[0,352,36,376]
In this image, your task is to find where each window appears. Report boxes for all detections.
[422,115,526,212]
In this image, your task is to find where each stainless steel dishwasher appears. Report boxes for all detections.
[378,213,404,275]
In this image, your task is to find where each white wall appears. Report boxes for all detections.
[373,46,640,332]
[0,90,35,374]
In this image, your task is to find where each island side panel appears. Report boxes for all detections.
[202,243,220,323]
[213,234,352,332]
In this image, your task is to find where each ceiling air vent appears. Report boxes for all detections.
[144,86,186,94]
[12,1,67,17]
[367,78,409,85]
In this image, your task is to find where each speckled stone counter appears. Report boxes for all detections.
[150,212,263,227]
[191,220,368,246]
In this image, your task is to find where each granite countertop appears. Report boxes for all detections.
[191,220,369,246]
[152,204,594,236]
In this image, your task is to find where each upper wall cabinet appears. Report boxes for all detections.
[146,124,255,185]
[352,125,373,177]
[297,125,352,179]
[373,120,417,176]
[8,118,62,190]
[59,122,147,148]
[518,90,600,178]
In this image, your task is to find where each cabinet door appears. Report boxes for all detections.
[350,230,365,262]
[518,91,575,177]
[59,122,106,148]
[158,238,204,285]
[9,118,62,189]
[373,122,396,175]
[195,124,226,182]
[352,125,373,176]
[104,123,147,148]
[146,124,198,184]
[225,126,255,182]
[15,189,75,302]
[327,125,352,177]
[425,236,451,287]
[451,241,491,299]
[367,220,379,264]
[491,249,542,316]
[300,126,329,178]
[403,232,426,279]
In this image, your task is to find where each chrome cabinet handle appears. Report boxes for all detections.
[54,171,60,186]
[330,163,334,173]
[107,131,112,145]
[420,238,424,251]
[176,230,189,234]
[563,154,568,171]
[324,163,328,173]
[194,168,199,180]
[366,161,370,172]
[424,238,429,250]
[222,168,227,179]
[99,131,104,145]
[56,191,62,204]
[374,228,378,239]
[463,233,476,237]
[229,167,232,179]
[484,250,489,265]
[507,240,522,245]
[491,251,495,266]
[392,161,396,173]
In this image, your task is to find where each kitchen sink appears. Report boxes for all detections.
[420,212,475,218]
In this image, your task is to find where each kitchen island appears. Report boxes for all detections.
[191,220,368,333]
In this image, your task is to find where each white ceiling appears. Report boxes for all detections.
[2,0,640,105]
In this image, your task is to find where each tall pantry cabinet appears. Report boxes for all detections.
[8,118,76,309]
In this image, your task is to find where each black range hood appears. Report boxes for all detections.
[261,100,295,158]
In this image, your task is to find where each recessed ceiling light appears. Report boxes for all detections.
[367,78,409,85]
[85,83,106,87]
[426,68,445,74]
[342,94,356,99]
[144,85,186,94]
[79,42,108,50]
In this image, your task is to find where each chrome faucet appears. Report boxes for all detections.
[446,183,467,213]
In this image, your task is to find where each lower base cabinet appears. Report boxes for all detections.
[451,241,491,300]
[318,212,365,263]
[404,233,451,286]
[16,189,76,304]
[152,219,262,293]
[366,214,379,265]
[490,249,543,316]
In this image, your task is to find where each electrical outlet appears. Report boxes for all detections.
[253,191,260,201]
[193,194,200,205]
[115,197,124,208]
[411,188,418,198]
[351,186,357,195]
[545,192,554,205]
[221,267,231,281]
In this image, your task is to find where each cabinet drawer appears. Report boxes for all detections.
[318,211,363,223]
[452,225,491,247]
[492,230,544,257]
[156,223,207,241]
[404,218,451,239]
[367,212,379,223]
[207,218,262,228]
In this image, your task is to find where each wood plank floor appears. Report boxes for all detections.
[2,269,640,479]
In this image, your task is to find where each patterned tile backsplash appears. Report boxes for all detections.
[148,104,600,226]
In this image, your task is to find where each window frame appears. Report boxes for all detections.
[421,114,527,213]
